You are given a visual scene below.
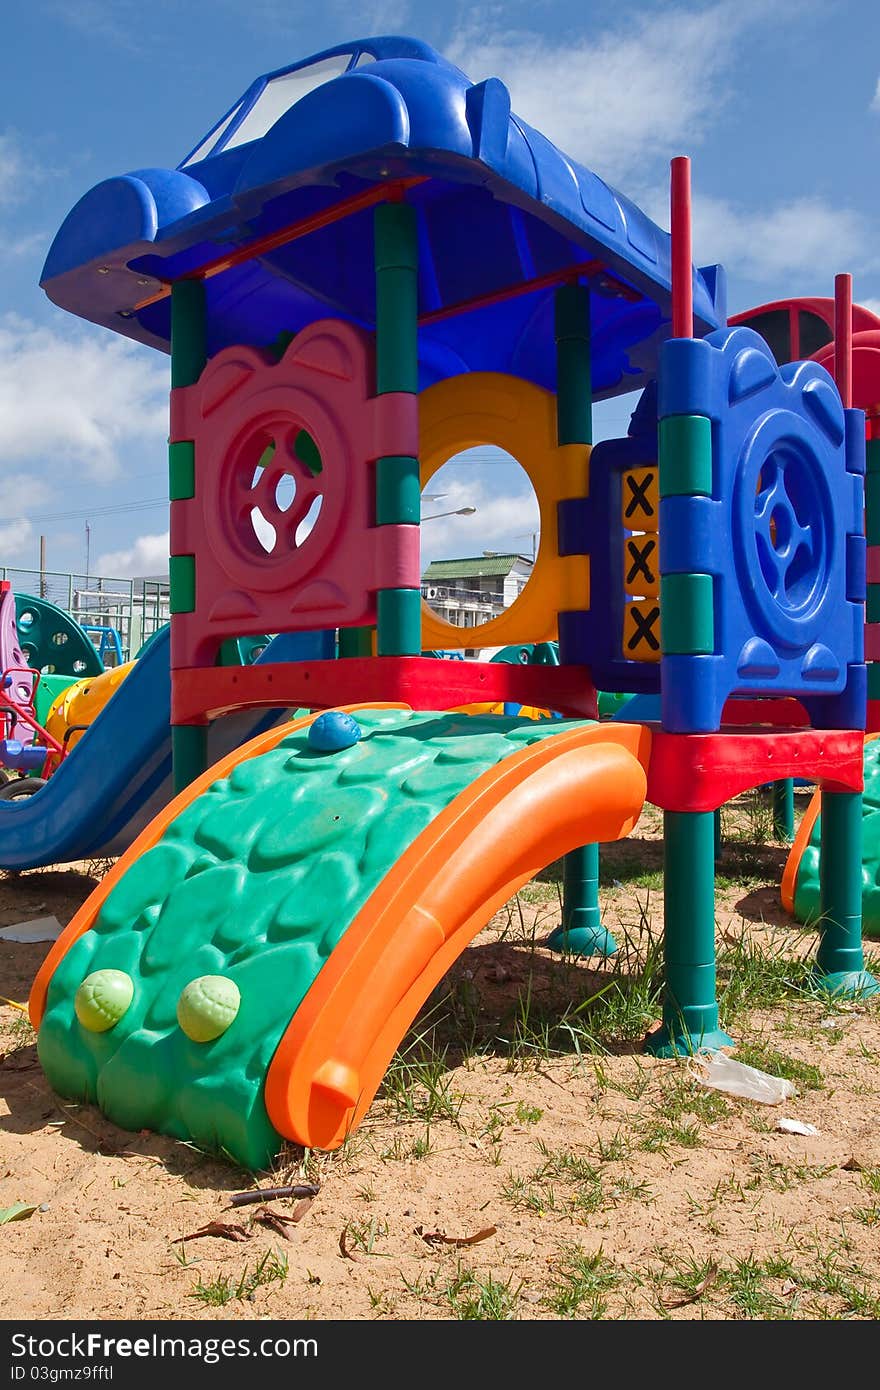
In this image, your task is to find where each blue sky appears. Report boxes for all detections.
[1,0,878,579]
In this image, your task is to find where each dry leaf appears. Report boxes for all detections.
[339,1229,358,1261]
[842,1156,865,1171]
[416,1225,497,1248]
[290,1197,315,1223]
[173,1220,251,1244]
[251,1206,300,1240]
[0,1202,37,1224]
[780,1279,799,1296]
[661,1262,719,1309]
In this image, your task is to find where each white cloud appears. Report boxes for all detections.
[860,298,880,318]
[421,474,539,561]
[0,518,33,560]
[0,316,168,479]
[692,195,874,286]
[446,1,793,181]
[98,531,169,578]
[871,77,880,112]
[637,185,875,290]
[0,131,26,206]
[0,231,48,261]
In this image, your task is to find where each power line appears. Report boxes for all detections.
[7,497,168,525]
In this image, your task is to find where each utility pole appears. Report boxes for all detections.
[85,521,91,582]
[39,534,46,597]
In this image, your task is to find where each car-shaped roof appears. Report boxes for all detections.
[41,35,725,399]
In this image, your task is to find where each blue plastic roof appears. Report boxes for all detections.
[40,36,726,399]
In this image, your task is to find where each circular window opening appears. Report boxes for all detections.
[754,446,826,616]
[420,448,539,645]
[18,611,34,630]
[51,631,69,646]
[242,430,324,559]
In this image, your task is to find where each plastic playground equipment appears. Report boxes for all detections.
[20,34,879,1170]
[730,294,880,936]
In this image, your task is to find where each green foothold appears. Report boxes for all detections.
[177,976,241,1043]
[74,970,134,1033]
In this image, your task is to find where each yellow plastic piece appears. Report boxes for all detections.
[623,599,661,663]
[624,534,660,599]
[456,701,550,720]
[45,662,134,755]
[621,466,659,531]
[419,374,589,651]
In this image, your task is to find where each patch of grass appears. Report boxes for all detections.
[515,1100,543,1125]
[341,1216,389,1256]
[744,1154,836,1193]
[380,1128,433,1162]
[851,1204,880,1227]
[860,1166,880,1194]
[638,1118,702,1153]
[716,930,820,1025]
[380,1039,464,1126]
[442,1266,522,1320]
[534,1144,600,1185]
[720,1255,794,1319]
[501,1173,558,1214]
[0,1012,33,1045]
[595,1130,631,1162]
[367,1287,397,1315]
[732,1041,824,1090]
[798,1246,880,1318]
[189,1249,289,1307]
[543,1246,622,1318]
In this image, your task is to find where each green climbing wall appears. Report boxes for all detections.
[14,594,103,678]
[39,707,595,1170]
[793,737,880,939]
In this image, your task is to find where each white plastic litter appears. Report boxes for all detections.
[692,1050,797,1104]
[774,1118,820,1136]
[0,915,63,944]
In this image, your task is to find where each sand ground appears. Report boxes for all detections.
[1,795,879,1322]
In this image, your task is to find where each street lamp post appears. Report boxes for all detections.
[421,505,477,521]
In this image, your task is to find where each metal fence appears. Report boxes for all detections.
[0,568,171,664]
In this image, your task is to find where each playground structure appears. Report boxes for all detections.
[729,294,880,935]
[11,35,879,1169]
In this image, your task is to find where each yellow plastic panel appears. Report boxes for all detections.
[419,374,589,651]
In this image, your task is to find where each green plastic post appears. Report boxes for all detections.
[171,725,207,795]
[654,403,726,1047]
[545,284,616,959]
[647,811,734,1055]
[816,791,879,997]
[170,278,208,793]
[338,628,374,658]
[714,807,722,862]
[377,589,422,657]
[772,778,795,844]
[374,201,420,656]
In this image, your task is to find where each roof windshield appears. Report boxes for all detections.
[182,53,352,166]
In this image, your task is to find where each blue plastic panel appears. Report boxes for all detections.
[658,326,865,732]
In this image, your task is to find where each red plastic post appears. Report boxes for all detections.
[834,272,853,408]
[670,156,693,339]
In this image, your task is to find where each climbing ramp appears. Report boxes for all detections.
[782,733,880,938]
[31,707,650,1169]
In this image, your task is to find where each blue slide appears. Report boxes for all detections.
[0,626,332,871]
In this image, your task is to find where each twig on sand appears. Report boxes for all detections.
[227,1183,320,1208]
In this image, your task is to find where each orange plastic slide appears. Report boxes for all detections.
[266,719,650,1150]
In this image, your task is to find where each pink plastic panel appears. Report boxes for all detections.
[170,320,418,668]
[0,582,36,742]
